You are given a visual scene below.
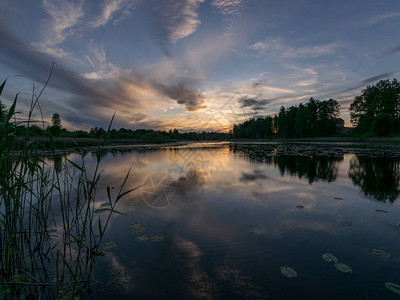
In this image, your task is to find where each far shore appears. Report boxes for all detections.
[25,135,400,150]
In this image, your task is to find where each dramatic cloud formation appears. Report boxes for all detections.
[0,25,208,129]
[238,96,269,111]
[1,0,399,131]
[160,83,205,111]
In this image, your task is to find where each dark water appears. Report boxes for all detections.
[63,142,400,299]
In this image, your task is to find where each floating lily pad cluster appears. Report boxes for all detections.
[135,234,165,242]
[322,253,352,274]
[100,241,118,252]
[369,248,392,259]
[340,220,352,226]
[280,266,297,278]
[112,271,132,286]
[129,222,165,242]
[129,222,147,233]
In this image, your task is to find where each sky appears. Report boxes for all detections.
[0,0,399,132]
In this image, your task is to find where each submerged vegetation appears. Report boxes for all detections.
[0,78,135,298]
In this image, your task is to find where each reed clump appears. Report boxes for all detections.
[0,77,135,299]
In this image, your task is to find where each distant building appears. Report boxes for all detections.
[335,118,345,128]
[334,118,353,134]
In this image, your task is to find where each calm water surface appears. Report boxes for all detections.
[63,142,400,299]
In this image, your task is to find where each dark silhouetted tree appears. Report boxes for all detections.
[350,79,400,135]
[49,113,62,136]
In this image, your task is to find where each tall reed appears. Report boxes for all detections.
[0,76,135,299]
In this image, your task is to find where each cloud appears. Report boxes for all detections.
[0,25,209,130]
[238,96,269,111]
[370,11,400,25]
[339,72,397,93]
[239,169,267,182]
[159,83,206,111]
[83,41,129,79]
[91,0,135,28]
[379,44,400,59]
[148,0,204,55]
[249,38,345,58]
[211,0,248,16]
[33,0,84,59]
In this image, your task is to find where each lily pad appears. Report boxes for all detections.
[94,208,110,214]
[334,262,352,274]
[100,241,118,251]
[369,249,392,259]
[150,235,165,242]
[114,272,132,285]
[385,282,400,295]
[135,234,151,242]
[340,221,352,226]
[129,222,146,233]
[296,205,304,209]
[280,266,297,278]
[322,253,339,263]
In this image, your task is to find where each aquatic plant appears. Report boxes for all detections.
[385,282,400,295]
[280,266,297,278]
[0,76,136,298]
[369,249,392,259]
[322,253,338,263]
[334,262,352,274]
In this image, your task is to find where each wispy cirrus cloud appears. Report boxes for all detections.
[250,38,345,58]
[211,0,248,16]
[83,41,129,80]
[149,0,204,55]
[91,0,135,28]
[379,44,400,59]
[33,0,84,59]
[370,11,400,25]
[339,72,397,93]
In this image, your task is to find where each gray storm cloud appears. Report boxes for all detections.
[160,83,205,111]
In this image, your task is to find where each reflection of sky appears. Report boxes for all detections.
[67,144,400,298]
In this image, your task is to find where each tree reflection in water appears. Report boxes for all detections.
[229,144,343,184]
[348,156,400,202]
[274,155,342,184]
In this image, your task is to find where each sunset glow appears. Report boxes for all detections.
[1,0,399,131]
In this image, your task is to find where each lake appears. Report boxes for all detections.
[59,142,400,299]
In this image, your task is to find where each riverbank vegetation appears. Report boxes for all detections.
[232,79,400,139]
[0,79,135,298]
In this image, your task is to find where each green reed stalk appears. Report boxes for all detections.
[0,73,135,299]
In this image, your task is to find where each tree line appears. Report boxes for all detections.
[232,97,340,138]
[0,108,230,142]
[232,78,400,138]
[350,79,400,136]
